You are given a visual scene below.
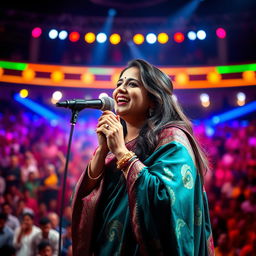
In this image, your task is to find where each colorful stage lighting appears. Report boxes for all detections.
[19,89,29,98]
[108,8,117,16]
[187,31,196,40]
[200,93,210,108]
[22,69,35,81]
[84,32,96,44]
[236,92,246,106]
[207,71,221,84]
[51,71,64,82]
[96,33,107,43]
[133,34,144,45]
[52,91,63,101]
[216,28,226,39]
[81,73,94,84]
[59,30,68,40]
[242,71,255,81]
[174,32,185,43]
[49,29,58,39]
[99,92,109,99]
[32,27,42,38]
[157,33,169,44]
[69,32,80,42]
[175,73,188,85]
[146,33,157,44]
[197,30,206,40]
[109,33,121,45]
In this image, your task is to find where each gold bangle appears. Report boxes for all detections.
[87,162,103,180]
[116,151,135,169]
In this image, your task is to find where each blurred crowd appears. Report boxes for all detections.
[0,105,256,256]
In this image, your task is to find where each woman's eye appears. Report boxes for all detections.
[129,82,138,87]
[116,82,122,87]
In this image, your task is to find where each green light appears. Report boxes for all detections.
[0,61,28,71]
[88,68,113,75]
[217,63,256,74]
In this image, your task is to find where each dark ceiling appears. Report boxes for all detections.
[1,0,256,18]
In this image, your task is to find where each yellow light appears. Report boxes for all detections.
[20,89,29,98]
[202,101,210,108]
[175,73,189,85]
[242,71,255,81]
[51,98,58,105]
[133,34,144,45]
[22,69,35,81]
[207,71,221,83]
[109,33,121,45]
[84,32,96,43]
[237,99,245,106]
[0,68,3,77]
[158,33,169,44]
[111,73,120,85]
[81,73,94,84]
[51,71,64,82]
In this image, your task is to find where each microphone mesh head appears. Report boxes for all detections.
[101,97,115,111]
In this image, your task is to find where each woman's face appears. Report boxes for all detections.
[112,67,152,124]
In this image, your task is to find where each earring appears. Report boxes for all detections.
[149,108,154,117]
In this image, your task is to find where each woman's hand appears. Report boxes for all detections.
[96,111,129,159]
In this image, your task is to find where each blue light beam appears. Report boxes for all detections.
[206,101,256,126]
[14,94,61,122]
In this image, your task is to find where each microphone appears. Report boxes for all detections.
[56,96,115,111]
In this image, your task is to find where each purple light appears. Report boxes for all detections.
[32,27,42,38]
[216,28,226,39]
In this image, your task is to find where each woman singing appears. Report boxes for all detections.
[72,59,214,256]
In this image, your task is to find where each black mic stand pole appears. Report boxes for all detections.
[58,109,79,256]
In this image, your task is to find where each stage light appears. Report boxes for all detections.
[108,8,117,16]
[32,27,42,38]
[175,73,188,85]
[197,30,206,40]
[200,93,210,108]
[0,68,3,77]
[216,28,226,39]
[84,32,96,43]
[146,33,157,44]
[19,89,29,98]
[81,73,94,84]
[59,30,68,40]
[69,32,80,42]
[51,71,64,82]
[109,33,121,45]
[157,33,169,44]
[133,34,144,45]
[237,92,246,101]
[174,32,185,43]
[187,31,196,40]
[206,101,256,126]
[49,29,58,39]
[52,91,63,101]
[14,94,61,122]
[22,69,35,81]
[99,93,109,99]
[242,71,255,81]
[207,71,221,84]
[237,92,246,106]
[96,33,107,43]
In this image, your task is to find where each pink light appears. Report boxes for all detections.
[216,28,226,39]
[32,27,42,38]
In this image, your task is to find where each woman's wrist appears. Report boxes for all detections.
[114,147,130,160]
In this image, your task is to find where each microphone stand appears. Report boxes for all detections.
[58,109,79,256]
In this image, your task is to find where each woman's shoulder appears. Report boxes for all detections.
[158,125,190,147]
[157,125,195,163]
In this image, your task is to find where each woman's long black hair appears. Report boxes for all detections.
[120,59,209,181]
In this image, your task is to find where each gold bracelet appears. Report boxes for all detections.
[116,151,135,169]
[87,162,103,180]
